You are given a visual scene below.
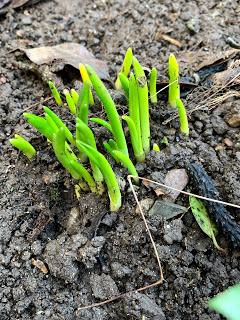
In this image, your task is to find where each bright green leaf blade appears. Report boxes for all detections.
[209,284,240,320]
[118,72,129,98]
[168,53,180,108]
[23,113,53,141]
[90,117,113,134]
[149,67,157,104]
[189,196,224,251]
[86,64,128,156]
[10,134,36,160]
[176,98,189,135]
[63,89,76,115]
[48,81,62,106]
[133,56,150,155]
[115,48,133,89]
[43,106,75,145]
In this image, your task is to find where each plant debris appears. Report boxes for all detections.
[188,162,240,247]
[20,43,109,80]
[189,196,224,251]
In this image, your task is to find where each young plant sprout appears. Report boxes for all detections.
[76,119,104,193]
[70,89,79,105]
[63,89,76,115]
[122,115,145,163]
[133,56,150,155]
[149,67,157,104]
[76,82,90,125]
[10,134,36,160]
[129,73,141,143]
[152,143,160,152]
[76,141,122,211]
[52,127,96,192]
[168,53,180,107]
[48,81,62,106]
[90,117,113,134]
[115,47,133,90]
[23,113,54,141]
[104,141,139,183]
[43,106,75,145]
[175,98,189,135]
[79,63,94,105]
[85,64,128,156]
[118,72,129,99]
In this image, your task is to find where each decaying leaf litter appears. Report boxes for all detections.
[0,0,240,318]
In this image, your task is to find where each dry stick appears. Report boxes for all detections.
[21,97,52,113]
[163,71,240,125]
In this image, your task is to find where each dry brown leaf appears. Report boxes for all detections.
[154,188,165,197]
[32,258,48,274]
[196,49,240,71]
[210,65,240,86]
[22,43,109,80]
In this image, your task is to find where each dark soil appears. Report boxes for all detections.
[0,0,240,319]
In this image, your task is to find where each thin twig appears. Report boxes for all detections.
[21,96,52,113]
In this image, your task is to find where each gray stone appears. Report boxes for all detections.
[148,200,187,221]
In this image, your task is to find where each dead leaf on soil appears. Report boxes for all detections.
[21,43,110,80]
[210,64,240,86]
[0,0,41,13]
[196,49,240,71]
[31,258,48,274]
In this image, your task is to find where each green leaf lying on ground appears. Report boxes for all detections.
[208,283,240,320]
[189,196,224,251]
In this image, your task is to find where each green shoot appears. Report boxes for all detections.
[115,47,133,90]
[90,117,113,134]
[63,89,76,115]
[104,141,139,183]
[76,141,121,211]
[107,138,118,151]
[133,56,150,155]
[52,127,96,193]
[168,53,180,107]
[122,115,145,163]
[10,134,36,160]
[208,284,240,320]
[70,89,79,105]
[23,113,53,141]
[48,81,62,106]
[79,63,94,105]
[86,64,128,156]
[189,196,224,251]
[45,113,59,134]
[176,98,189,135]
[43,106,75,145]
[118,72,129,98]
[149,67,157,104]
[52,127,79,179]
[161,136,169,145]
[152,143,160,152]
[76,82,90,125]
[76,119,104,193]
[69,159,97,193]
[129,73,141,143]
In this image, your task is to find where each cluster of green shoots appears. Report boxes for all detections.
[10,49,189,211]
